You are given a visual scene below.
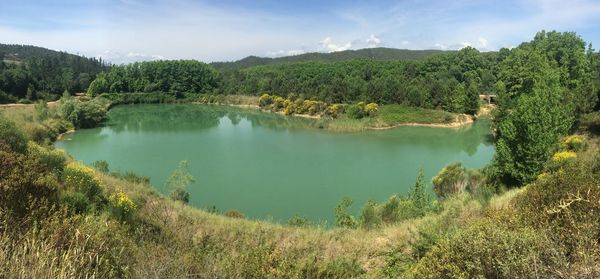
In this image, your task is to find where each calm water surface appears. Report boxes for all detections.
[56,104,494,223]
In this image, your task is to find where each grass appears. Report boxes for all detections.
[377,104,457,126]
[314,105,467,132]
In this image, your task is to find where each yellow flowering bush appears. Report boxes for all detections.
[258,93,273,107]
[63,162,103,202]
[27,142,66,173]
[108,191,137,221]
[552,151,577,162]
[364,102,379,116]
[325,104,345,118]
[560,135,586,151]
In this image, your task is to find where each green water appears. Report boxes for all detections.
[56,104,494,223]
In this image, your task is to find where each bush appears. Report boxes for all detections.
[409,220,566,278]
[63,162,104,204]
[170,188,190,204]
[27,142,66,173]
[359,200,382,229]
[364,102,379,116]
[60,98,108,129]
[108,191,137,222]
[111,171,151,185]
[432,162,468,198]
[560,135,586,151]
[258,93,273,107]
[223,209,245,219]
[324,104,345,118]
[92,160,109,173]
[61,191,92,213]
[347,102,367,119]
[0,116,28,153]
[335,197,358,228]
[516,160,600,264]
[287,214,312,227]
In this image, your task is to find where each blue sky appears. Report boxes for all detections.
[1,0,599,63]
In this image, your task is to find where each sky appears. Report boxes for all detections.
[1,0,600,64]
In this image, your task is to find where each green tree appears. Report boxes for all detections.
[165,160,194,203]
[335,197,357,228]
[409,168,430,211]
[493,81,573,185]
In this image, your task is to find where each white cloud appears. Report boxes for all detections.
[401,40,409,45]
[477,37,488,48]
[97,50,165,64]
[319,37,352,52]
[366,34,381,47]
[434,43,448,50]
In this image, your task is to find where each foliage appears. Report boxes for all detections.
[60,97,108,128]
[359,200,382,229]
[165,160,194,203]
[0,115,28,153]
[92,160,109,173]
[63,162,104,205]
[287,214,312,227]
[551,150,577,162]
[0,43,108,101]
[87,60,219,96]
[560,135,586,151]
[432,162,468,198]
[223,209,245,219]
[108,191,137,221]
[408,219,565,278]
[334,197,358,228]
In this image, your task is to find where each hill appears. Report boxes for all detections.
[0,44,109,103]
[210,47,450,71]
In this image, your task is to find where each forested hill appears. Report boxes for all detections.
[210,48,449,71]
[0,44,109,103]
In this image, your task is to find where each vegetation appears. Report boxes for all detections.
[0,44,108,102]
[87,60,219,96]
[1,30,600,277]
[210,47,447,71]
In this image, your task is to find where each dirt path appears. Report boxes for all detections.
[0,101,60,109]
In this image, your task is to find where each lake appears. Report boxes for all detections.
[56,104,494,223]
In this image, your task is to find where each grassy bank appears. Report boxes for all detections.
[2,102,600,277]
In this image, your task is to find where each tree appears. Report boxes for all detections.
[432,162,468,198]
[335,197,357,228]
[165,160,194,203]
[409,168,430,211]
[493,82,573,185]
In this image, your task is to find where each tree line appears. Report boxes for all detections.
[0,44,108,103]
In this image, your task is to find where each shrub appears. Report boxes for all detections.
[63,162,104,204]
[110,171,150,185]
[92,160,109,173]
[364,102,379,116]
[287,214,312,227]
[409,220,566,278]
[299,257,365,278]
[170,188,190,204]
[359,200,382,229]
[108,191,137,221]
[335,197,358,228]
[223,209,245,219]
[27,142,66,173]
[551,150,577,162]
[516,160,600,264]
[60,98,108,129]
[347,102,366,119]
[258,93,273,107]
[324,104,345,118]
[560,135,586,151]
[61,191,92,213]
[165,160,194,203]
[432,162,468,198]
[0,116,28,153]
